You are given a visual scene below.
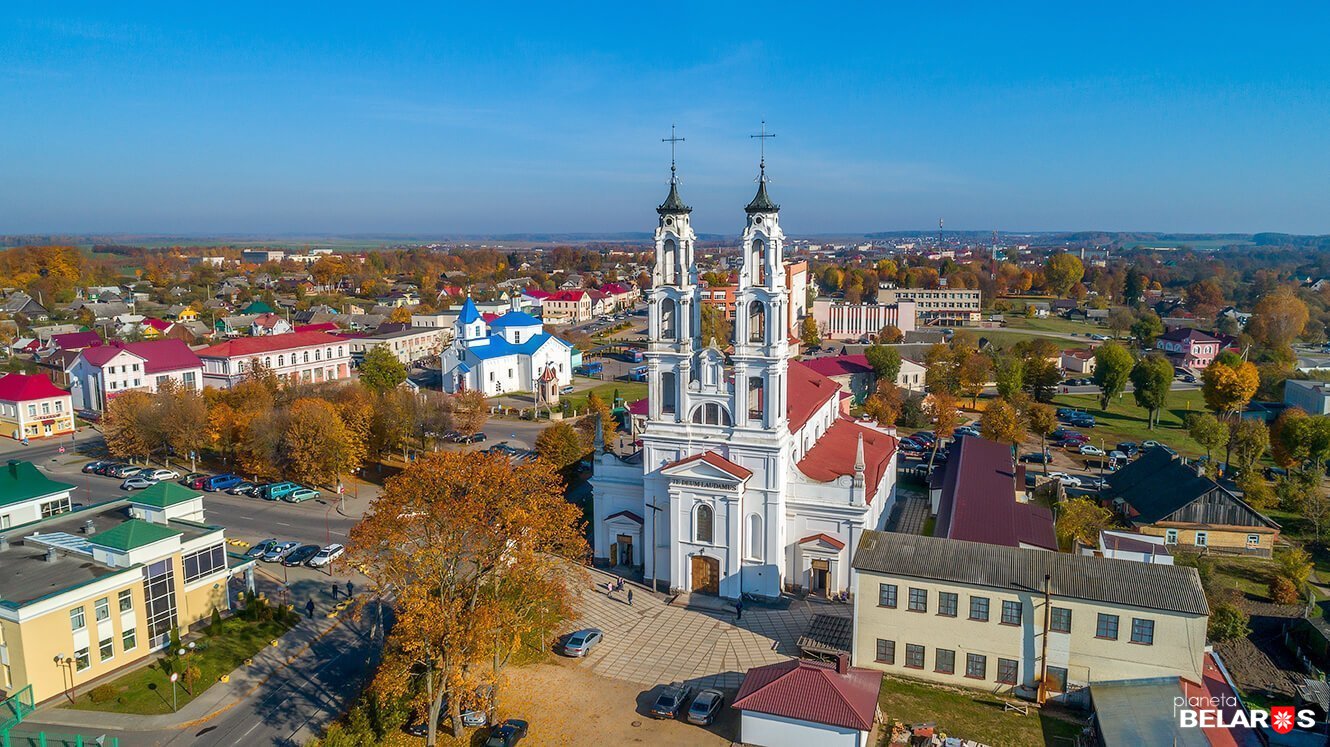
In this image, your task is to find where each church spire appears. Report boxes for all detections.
[746,120,779,214]
[658,124,691,215]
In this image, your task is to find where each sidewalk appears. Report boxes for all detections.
[29,596,380,732]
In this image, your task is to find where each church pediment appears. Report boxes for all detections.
[661,451,751,485]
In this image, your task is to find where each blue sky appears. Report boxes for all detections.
[3,3,1330,235]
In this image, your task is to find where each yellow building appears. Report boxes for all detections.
[850,532,1209,701]
[0,480,252,703]
[0,374,75,441]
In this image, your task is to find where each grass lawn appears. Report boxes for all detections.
[1047,388,1210,458]
[67,616,294,715]
[566,381,647,411]
[1004,316,1108,336]
[971,330,1086,351]
[1208,556,1276,601]
[877,675,1084,746]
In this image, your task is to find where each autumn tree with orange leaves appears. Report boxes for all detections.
[347,451,586,745]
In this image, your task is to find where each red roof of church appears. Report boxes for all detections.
[662,451,753,480]
[797,533,846,550]
[0,373,69,402]
[193,331,346,359]
[796,418,898,501]
[797,354,874,378]
[787,361,842,434]
[732,658,882,732]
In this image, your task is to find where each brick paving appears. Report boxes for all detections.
[887,482,931,535]
[570,569,849,691]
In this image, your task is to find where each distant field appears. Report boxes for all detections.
[1049,388,1209,458]
[1122,239,1252,250]
[970,330,1084,351]
[1004,316,1108,336]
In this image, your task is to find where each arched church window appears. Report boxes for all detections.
[748,300,766,343]
[746,514,764,561]
[690,403,732,426]
[661,372,676,414]
[661,239,678,285]
[750,239,767,285]
[695,504,714,544]
[748,376,765,420]
[660,298,678,340]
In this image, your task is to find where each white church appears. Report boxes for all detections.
[439,298,575,398]
[591,160,901,601]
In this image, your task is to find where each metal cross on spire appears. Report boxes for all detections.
[662,124,685,183]
[750,120,775,178]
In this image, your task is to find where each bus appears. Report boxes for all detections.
[574,361,603,377]
[628,365,649,382]
[624,348,645,363]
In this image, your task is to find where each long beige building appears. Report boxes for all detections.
[0,479,252,703]
[850,532,1209,701]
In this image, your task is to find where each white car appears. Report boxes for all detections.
[137,468,180,481]
[307,543,346,568]
[1047,472,1082,488]
[1078,444,1105,456]
[120,476,158,490]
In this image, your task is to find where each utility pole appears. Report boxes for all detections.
[1038,573,1051,704]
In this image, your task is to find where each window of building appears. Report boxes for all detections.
[26,405,35,417]
[118,589,133,612]
[41,402,49,415]
[875,639,895,664]
[965,653,987,679]
[1096,613,1119,640]
[122,628,137,652]
[935,648,955,674]
[98,636,114,662]
[1001,600,1022,626]
[70,606,85,631]
[878,584,897,608]
[1165,529,1178,544]
[41,496,72,518]
[969,596,989,621]
[745,514,763,562]
[1195,531,1207,547]
[1131,618,1155,645]
[938,592,958,617]
[1246,534,1260,548]
[694,504,714,544]
[908,588,928,613]
[183,544,227,583]
[1050,607,1072,633]
[74,647,90,672]
[997,658,1019,685]
[1045,665,1068,693]
[904,644,925,669]
[94,597,110,622]
[143,558,178,649]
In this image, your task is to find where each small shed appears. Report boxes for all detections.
[734,655,881,747]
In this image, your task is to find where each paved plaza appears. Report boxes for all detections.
[569,568,849,691]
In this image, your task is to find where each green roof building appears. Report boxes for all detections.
[89,519,183,552]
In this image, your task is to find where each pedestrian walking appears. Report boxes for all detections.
[736,598,743,620]
[346,580,354,598]
[330,582,338,599]
[627,589,634,606]
[306,599,315,618]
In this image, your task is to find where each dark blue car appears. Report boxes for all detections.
[204,473,244,492]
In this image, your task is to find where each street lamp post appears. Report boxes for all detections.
[170,672,179,711]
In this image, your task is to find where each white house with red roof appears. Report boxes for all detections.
[541,289,593,323]
[0,373,75,439]
[734,656,882,747]
[1155,327,1222,371]
[194,331,351,389]
[591,169,900,600]
[250,312,293,336]
[68,339,203,411]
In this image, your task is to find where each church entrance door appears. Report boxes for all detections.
[690,556,720,595]
[810,559,830,596]
[616,534,634,566]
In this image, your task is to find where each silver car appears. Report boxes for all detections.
[120,476,159,490]
[686,688,725,726]
[261,541,299,562]
[562,628,603,657]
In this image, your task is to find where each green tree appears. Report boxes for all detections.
[1043,253,1085,297]
[1187,413,1229,465]
[1106,307,1135,339]
[1091,343,1133,410]
[359,346,408,393]
[1129,311,1164,348]
[1055,497,1114,550]
[1024,402,1059,473]
[1123,268,1146,307]
[864,344,902,383]
[993,354,1024,400]
[1207,602,1250,642]
[535,421,590,472]
[1130,353,1173,429]
[1227,419,1270,476]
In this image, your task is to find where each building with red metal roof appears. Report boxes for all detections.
[0,373,75,440]
[194,331,352,389]
[69,339,203,411]
[931,435,1056,551]
[734,656,882,746]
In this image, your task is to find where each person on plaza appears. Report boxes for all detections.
[736,597,743,620]
[330,582,338,599]
[627,589,634,606]
[346,580,354,598]
[306,599,315,618]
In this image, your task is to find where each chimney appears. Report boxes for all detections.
[82,519,96,535]
[44,547,57,563]
[1195,461,1205,478]
[836,653,850,675]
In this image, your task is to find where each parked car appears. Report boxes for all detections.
[1078,444,1105,456]
[261,541,300,562]
[483,719,528,747]
[307,543,345,567]
[1081,475,1107,490]
[245,539,279,559]
[954,426,981,438]
[179,472,208,486]
[459,432,487,444]
[1142,440,1162,449]
[282,544,321,566]
[93,462,124,476]
[1047,472,1082,488]
[562,628,603,657]
[285,487,320,503]
[650,684,692,719]
[137,468,179,481]
[686,689,725,726]
[205,474,244,491]
[1116,442,1139,457]
[227,481,257,495]
[83,460,111,473]
[1019,451,1052,464]
[75,409,101,423]
[1069,415,1096,428]
[259,482,300,500]
[108,463,143,478]
[1265,466,1289,480]
[120,476,158,490]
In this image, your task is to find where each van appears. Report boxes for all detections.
[261,482,300,501]
[205,474,243,492]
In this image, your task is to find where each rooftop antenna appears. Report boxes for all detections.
[662,124,685,184]
[938,217,944,247]
[750,120,776,180]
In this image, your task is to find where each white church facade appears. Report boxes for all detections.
[439,298,575,397]
[591,162,901,601]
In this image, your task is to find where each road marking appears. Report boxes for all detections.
[275,521,293,527]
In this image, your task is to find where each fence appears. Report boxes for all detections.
[1,731,119,747]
